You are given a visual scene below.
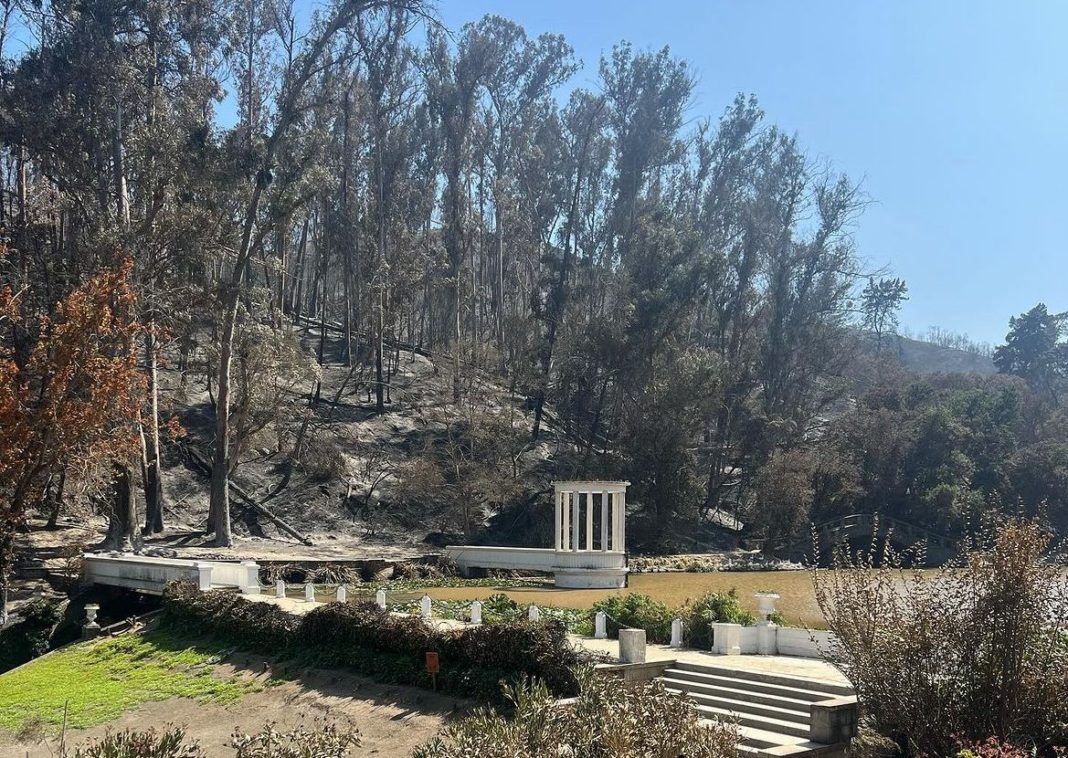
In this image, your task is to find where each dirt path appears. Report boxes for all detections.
[2,657,467,757]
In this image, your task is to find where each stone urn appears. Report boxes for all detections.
[754,592,780,624]
[82,603,102,639]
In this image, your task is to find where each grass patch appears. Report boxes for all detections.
[0,629,253,735]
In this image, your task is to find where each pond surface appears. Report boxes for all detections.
[424,570,836,627]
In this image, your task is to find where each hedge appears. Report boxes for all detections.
[160,581,583,701]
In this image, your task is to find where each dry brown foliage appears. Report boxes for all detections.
[814,518,1068,755]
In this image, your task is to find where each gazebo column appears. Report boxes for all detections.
[571,490,581,552]
[600,492,609,551]
[561,492,571,550]
[554,490,562,551]
[612,491,623,551]
[585,492,594,551]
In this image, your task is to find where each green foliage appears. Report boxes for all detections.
[0,596,64,673]
[161,582,584,702]
[413,669,739,758]
[71,726,205,758]
[591,593,674,643]
[590,590,757,646]
[0,630,250,735]
[681,589,756,648]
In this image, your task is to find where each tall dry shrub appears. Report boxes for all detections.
[814,519,1068,755]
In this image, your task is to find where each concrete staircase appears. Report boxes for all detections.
[658,660,856,756]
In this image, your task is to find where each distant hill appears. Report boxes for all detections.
[883,334,997,375]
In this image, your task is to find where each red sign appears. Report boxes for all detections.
[425,651,440,674]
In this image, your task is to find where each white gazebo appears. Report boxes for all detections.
[445,480,630,589]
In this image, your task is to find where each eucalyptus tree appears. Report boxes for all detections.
[208,0,427,546]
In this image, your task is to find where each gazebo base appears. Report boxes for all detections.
[554,567,628,589]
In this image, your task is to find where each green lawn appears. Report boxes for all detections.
[0,629,254,735]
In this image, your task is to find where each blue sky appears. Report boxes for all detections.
[435,1,1068,345]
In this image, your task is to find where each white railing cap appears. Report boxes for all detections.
[552,480,630,491]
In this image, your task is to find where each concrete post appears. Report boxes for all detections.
[594,611,607,639]
[240,561,260,594]
[810,697,859,744]
[336,585,347,603]
[375,589,386,609]
[618,628,646,664]
[420,594,432,619]
[304,583,315,602]
[528,604,540,622]
[758,622,777,655]
[275,580,286,598]
[671,618,684,649]
[713,622,742,655]
[470,600,482,625]
[193,562,212,591]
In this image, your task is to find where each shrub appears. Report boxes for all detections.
[160,584,583,702]
[814,519,1068,756]
[682,589,756,648]
[590,593,674,643]
[413,669,739,758]
[161,582,299,652]
[0,597,64,673]
[71,726,204,757]
[229,718,360,758]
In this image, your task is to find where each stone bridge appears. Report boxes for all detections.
[799,513,959,566]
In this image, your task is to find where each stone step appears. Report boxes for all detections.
[693,703,811,740]
[729,724,847,756]
[663,666,848,703]
[672,660,854,697]
[664,685,809,727]
[661,673,816,712]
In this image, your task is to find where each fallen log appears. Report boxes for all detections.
[183,445,315,547]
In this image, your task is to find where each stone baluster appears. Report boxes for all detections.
[528,604,540,622]
[336,585,347,603]
[594,611,607,639]
[375,589,387,609]
[671,618,684,649]
[305,583,315,602]
[470,600,482,625]
[275,580,286,599]
[420,594,432,619]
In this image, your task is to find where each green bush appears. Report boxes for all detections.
[591,593,674,643]
[160,582,583,702]
[682,589,756,648]
[413,669,739,758]
[0,597,64,673]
